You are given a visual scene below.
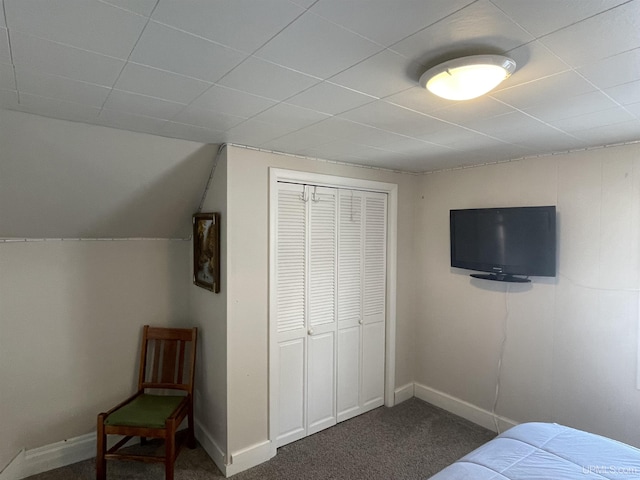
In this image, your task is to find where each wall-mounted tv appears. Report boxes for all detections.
[450,206,556,283]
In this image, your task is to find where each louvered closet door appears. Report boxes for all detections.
[361,192,387,411]
[275,183,308,447]
[306,186,338,435]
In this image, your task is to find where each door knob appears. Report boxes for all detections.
[308,328,314,335]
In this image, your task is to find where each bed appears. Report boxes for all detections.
[429,422,640,479]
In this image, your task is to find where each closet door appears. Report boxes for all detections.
[361,192,387,411]
[336,190,363,422]
[306,186,338,435]
[275,183,308,446]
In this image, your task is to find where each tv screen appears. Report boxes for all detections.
[450,206,556,279]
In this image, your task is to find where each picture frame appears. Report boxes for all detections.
[193,212,220,293]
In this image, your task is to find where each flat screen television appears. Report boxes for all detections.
[450,206,556,282]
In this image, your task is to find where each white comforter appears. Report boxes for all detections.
[429,422,640,479]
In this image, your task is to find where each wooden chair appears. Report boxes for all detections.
[97,325,198,480]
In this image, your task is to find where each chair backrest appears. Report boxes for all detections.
[138,325,197,395]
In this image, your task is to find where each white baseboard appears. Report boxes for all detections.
[0,433,138,480]
[194,420,227,476]
[394,382,415,404]
[226,440,272,477]
[414,382,517,433]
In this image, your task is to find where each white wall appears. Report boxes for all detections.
[187,148,228,469]
[224,146,418,460]
[415,143,640,446]
[0,239,190,471]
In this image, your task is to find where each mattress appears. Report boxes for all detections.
[429,422,640,479]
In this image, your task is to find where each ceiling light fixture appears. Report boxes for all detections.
[419,55,516,101]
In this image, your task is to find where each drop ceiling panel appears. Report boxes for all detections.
[251,103,330,130]
[604,80,640,105]
[98,108,167,136]
[490,0,629,37]
[224,119,295,146]
[501,41,571,89]
[310,0,475,46]
[114,63,213,105]
[285,81,375,115]
[189,85,276,118]
[103,89,186,120]
[521,91,620,123]
[217,57,319,101]
[10,32,125,85]
[172,105,245,131]
[254,13,381,79]
[491,71,597,110]
[162,121,225,144]
[0,28,10,64]
[328,49,424,98]
[4,0,147,59]
[0,62,15,90]
[101,0,158,17]
[427,96,515,125]
[549,106,636,133]
[15,67,111,107]
[17,92,101,122]
[151,0,305,53]
[578,48,640,89]
[540,1,640,67]
[391,0,534,68]
[130,21,246,82]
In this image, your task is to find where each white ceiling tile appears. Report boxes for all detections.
[522,91,619,123]
[548,106,636,133]
[391,0,534,68]
[570,119,640,146]
[297,117,406,147]
[286,81,375,115]
[5,0,147,59]
[626,101,640,118]
[15,67,111,107]
[310,0,474,46]
[0,88,18,108]
[461,110,548,137]
[254,12,381,79]
[130,21,247,82]
[152,0,305,53]
[252,103,329,130]
[0,27,11,64]
[289,0,316,8]
[384,86,455,114]
[115,63,212,105]
[97,108,168,135]
[329,50,422,98]
[173,105,246,131]
[189,85,276,118]
[103,89,186,120]
[427,96,515,125]
[578,48,640,89]
[0,62,15,90]
[0,1,5,28]
[540,1,640,67]
[100,0,159,17]
[491,71,597,110]
[162,121,225,144]
[10,31,125,86]
[501,41,571,89]
[340,101,450,137]
[224,119,295,146]
[377,136,455,157]
[217,57,319,101]
[605,80,640,105]
[16,92,101,122]
[491,0,628,37]
[261,130,332,155]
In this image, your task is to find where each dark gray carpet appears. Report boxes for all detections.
[26,398,494,479]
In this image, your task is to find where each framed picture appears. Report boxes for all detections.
[193,212,220,293]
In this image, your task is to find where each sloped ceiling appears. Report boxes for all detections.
[0,109,217,238]
[0,0,638,173]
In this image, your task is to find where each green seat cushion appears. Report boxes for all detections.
[105,394,185,428]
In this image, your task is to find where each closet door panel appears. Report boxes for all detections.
[307,331,336,434]
[363,193,387,325]
[336,325,360,422]
[277,338,306,446]
[361,320,385,410]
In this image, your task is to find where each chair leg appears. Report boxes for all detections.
[96,414,107,480]
[166,420,176,480]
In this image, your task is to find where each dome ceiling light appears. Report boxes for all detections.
[419,55,516,101]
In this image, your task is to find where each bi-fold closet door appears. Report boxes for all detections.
[274,182,387,448]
